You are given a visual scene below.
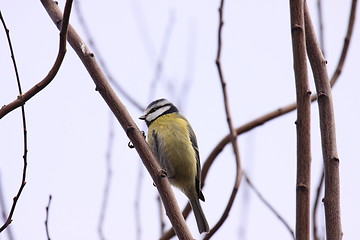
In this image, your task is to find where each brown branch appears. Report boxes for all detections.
[329,0,357,86]
[304,2,343,239]
[45,195,52,240]
[313,6,357,239]
[204,0,242,238]
[40,1,193,239]
[73,1,144,111]
[0,0,72,120]
[0,173,14,239]
[289,1,312,239]
[244,173,295,239]
[0,1,72,232]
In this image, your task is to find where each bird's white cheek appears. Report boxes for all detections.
[146,106,171,122]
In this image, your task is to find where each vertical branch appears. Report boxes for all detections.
[289,1,312,240]
[205,0,243,238]
[98,112,115,240]
[313,171,325,240]
[313,2,358,239]
[45,195,52,240]
[317,0,326,56]
[304,3,342,239]
[0,10,29,233]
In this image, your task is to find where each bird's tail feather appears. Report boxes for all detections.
[190,199,209,234]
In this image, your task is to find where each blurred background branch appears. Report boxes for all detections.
[45,195,52,240]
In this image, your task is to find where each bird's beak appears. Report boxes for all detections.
[139,115,146,120]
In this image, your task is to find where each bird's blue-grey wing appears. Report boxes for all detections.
[187,123,205,202]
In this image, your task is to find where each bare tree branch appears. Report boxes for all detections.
[313,170,325,240]
[317,0,326,56]
[204,0,243,238]
[2,2,67,230]
[202,0,356,183]
[329,0,358,86]
[289,1,312,239]
[244,173,295,239]
[0,173,14,239]
[0,0,72,120]
[98,112,115,240]
[40,1,193,239]
[45,195,52,240]
[304,2,343,239]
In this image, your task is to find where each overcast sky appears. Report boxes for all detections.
[0,0,359,239]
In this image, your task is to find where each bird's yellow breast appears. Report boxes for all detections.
[148,113,197,191]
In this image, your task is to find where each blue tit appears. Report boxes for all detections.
[139,98,209,234]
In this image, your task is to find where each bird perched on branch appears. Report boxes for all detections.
[139,98,209,234]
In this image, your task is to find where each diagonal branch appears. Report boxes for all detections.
[244,173,295,239]
[304,2,342,239]
[40,1,193,239]
[0,0,72,120]
[313,2,357,238]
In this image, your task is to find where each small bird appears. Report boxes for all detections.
[139,98,209,234]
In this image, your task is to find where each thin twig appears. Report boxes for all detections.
[98,112,115,240]
[73,1,144,111]
[0,173,14,240]
[304,2,342,239]
[204,0,242,238]
[289,0,311,239]
[329,0,357,86]
[0,9,30,233]
[0,0,73,120]
[157,195,166,235]
[134,163,143,240]
[45,195,53,240]
[40,1,193,238]
[244,173,295,239]
[313,170,325,240]
[317,0,326,56]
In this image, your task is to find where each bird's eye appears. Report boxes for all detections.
[149,108,157,113]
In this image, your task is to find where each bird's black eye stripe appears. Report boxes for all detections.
[149,108,157,113]
[148,103,172,114]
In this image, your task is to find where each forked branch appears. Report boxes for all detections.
[0,0,72,231]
